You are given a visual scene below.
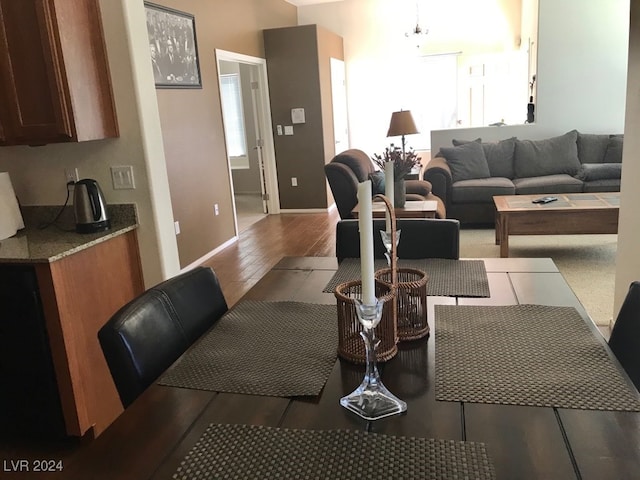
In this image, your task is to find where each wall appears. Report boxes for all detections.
[0,0,297,285]
[430,0,629,153]
[614,2,640,320]
[297,0,525,155]
[264,24,344,210]
[151,0,296,266]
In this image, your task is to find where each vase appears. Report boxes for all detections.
[394,179,406,208]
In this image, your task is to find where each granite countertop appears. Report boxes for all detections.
[0,204,138,263]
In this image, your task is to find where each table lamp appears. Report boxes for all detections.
[387,110,419,159]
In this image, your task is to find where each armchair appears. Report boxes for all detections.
[325,149,445,219]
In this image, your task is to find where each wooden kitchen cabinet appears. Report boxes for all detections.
[0,0,118,146]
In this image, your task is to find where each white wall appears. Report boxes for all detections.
[614,3,640,321]
[431,0,629,152]
[0,0,180,288]
[297,0,525,155]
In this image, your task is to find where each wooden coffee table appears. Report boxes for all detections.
[493,192,620,257]
[351,200,438,219]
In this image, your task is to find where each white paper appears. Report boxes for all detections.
[357,180,375,305]
[0,172,24,241]
[384,161,394,233]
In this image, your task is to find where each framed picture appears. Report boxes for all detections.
[144,2,202,88]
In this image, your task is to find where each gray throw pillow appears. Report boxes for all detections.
[514,130,580,178]
[576,163,622,181]
[440,141,491,182]
[602,136,624,163]
[577,132,610,164]
[368,171,385,195]
[483,137,517,178]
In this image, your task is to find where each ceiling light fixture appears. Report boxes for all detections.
[405,1,429,48]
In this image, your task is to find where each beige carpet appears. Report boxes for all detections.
[459,229,617,327]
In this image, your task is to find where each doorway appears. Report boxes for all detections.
[216,50,280,234]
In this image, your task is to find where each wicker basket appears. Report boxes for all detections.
[334,279,397,363]
[335,193,398,364]
[375,267,429,341]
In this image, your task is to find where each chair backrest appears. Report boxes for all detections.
[98,266,228,407]
[325,149,376,219]
[335,218,460,262]
[608,281,640,391]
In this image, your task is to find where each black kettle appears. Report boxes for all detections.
[73,179,111,233]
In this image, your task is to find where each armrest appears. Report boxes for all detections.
[423,156,453,212]
[405,179,432,197]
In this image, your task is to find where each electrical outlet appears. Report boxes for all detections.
[291,177,298,187]
[214,204,219,216]
[64,168,79,184]
[174,221,180,235]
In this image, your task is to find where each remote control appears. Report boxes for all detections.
[532,196,558,204]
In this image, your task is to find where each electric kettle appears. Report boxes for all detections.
[73,179,111,233]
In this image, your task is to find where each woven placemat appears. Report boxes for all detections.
[435,304,640,411]
[172,424,496,480]
[159,301,337,397]
[324,258,489,297]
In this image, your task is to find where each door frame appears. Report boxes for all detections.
[215,49,281,230]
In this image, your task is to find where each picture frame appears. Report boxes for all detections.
[144,2,202,88]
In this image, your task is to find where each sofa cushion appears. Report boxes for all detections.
[512,174,584,195]
[451,177,515,204]
[582,179,621,193]
[452,137,516,178]
[514,130,581,178]
[576,163,622,181]
[483,137,517,179]
[440,141,491,182]
[603,136,624,163]
[368,171,386,195]
[577,132,610,164]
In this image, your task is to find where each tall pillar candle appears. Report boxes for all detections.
[357,180,376,305]
[384,161,394,233]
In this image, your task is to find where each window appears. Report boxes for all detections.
[220,74,249,168]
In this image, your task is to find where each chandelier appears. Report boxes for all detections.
[405,2,429,48]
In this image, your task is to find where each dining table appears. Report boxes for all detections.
[58,256,640,480]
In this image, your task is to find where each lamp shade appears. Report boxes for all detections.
[387,110,419,137]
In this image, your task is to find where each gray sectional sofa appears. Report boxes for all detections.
[423,130,623,225]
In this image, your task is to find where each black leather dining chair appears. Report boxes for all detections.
[98,266,228,408]
[608,281,640,392]
[335,218,460,262]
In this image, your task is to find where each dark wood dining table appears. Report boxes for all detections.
[59,257,640,480]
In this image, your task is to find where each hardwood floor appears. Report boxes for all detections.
[202,210,340,307]
[0,210,340,469]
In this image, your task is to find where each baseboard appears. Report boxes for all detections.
[180,236,238,273]
[280,205,335,214]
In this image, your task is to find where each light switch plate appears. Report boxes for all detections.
[284,126,294,135]
[111,165,135,190]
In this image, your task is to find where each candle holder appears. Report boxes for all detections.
[340,298,407,420]
[380,229,401,267]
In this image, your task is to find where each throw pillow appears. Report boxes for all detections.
[368,171,385,195]
[577,132,610,164]
[452,138,482,146]
[602,136,624,163]
[575,163,622,181]
[482,137,517,178]
[439,141,491,182]
[514,130,580,178]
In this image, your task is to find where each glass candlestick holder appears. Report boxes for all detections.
[340,298,407,420]
[380,229,401,266]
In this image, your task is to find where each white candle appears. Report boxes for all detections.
[384,160,394,233]
[357,180,376,305]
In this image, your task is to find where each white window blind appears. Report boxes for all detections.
[220,74,248,159]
